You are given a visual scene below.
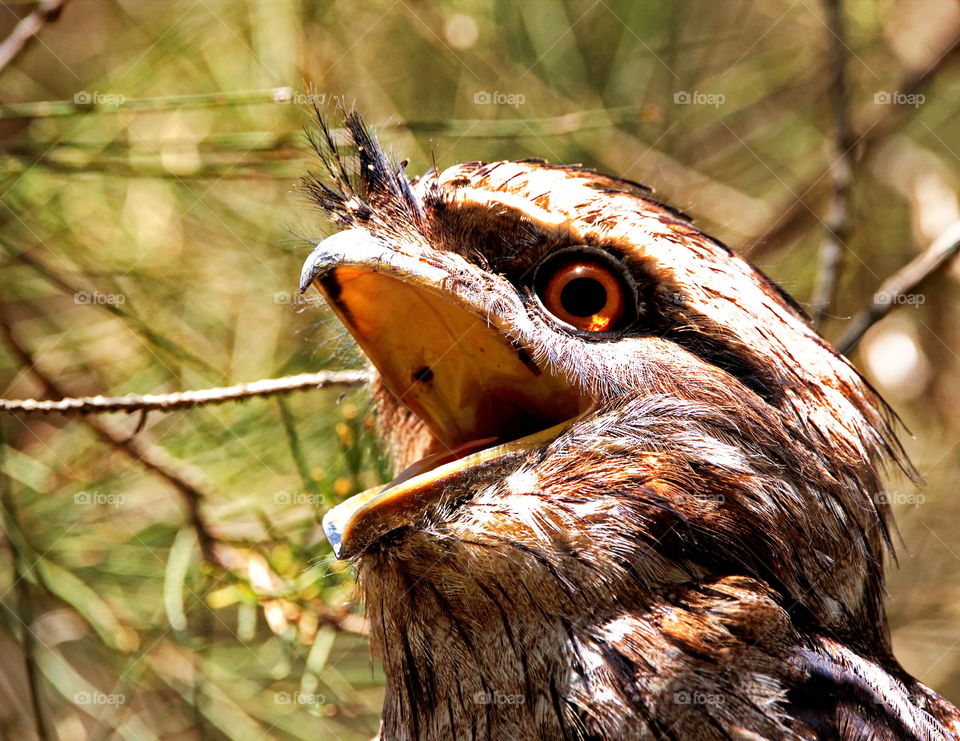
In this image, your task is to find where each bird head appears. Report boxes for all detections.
[299,111,907,695]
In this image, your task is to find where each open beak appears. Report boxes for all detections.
[300,229,585,559]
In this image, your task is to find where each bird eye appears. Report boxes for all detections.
[533,248,635,332]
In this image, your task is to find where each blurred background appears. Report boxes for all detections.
[1,0,959,738]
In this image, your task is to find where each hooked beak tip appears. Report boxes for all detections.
[299,246,326,294]
[322,511,345,560]
[300,229,389,294]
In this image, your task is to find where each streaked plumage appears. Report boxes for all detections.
[299,109,960,740]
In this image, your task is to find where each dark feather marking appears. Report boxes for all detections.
[398,629,423,739]
[475,580,520,657]
[598,642,681,740]
[560,617,589,684]
[548,674,575,741]
[424,579,477,654]
[489,536,577,595]
[787,648,931,740]
[657,320,786,407]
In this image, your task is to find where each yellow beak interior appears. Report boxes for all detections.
[321,266,579,450]
[307,251,585,558]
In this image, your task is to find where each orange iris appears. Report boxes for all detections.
[540,259,626,332]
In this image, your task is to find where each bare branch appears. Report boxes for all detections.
[810,0,854,327]
[0,86,299,121]
[1,369,372,415]
[0,0,68,75]
[748,27,960,257]
[1,94,656,139]
[838,220,960,354]
[1,318,222,563]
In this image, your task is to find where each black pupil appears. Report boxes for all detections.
[560,277,607,317]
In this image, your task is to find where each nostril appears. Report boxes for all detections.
[412,366,434,383]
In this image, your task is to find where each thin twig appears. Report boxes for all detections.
[1,369,371,415]
[749,27,960,256]
[0,90,643,136]
[810,0,854,328]
[0,0,68,75]
[0,130,302,154]
[0,318,222,563]
[838,220,960,354]
[0,157,300,180]
[0,86,299,121]
[276,396,325,502]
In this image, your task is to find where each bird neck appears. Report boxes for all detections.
[360,546,593,740]
[359,554,916,741]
